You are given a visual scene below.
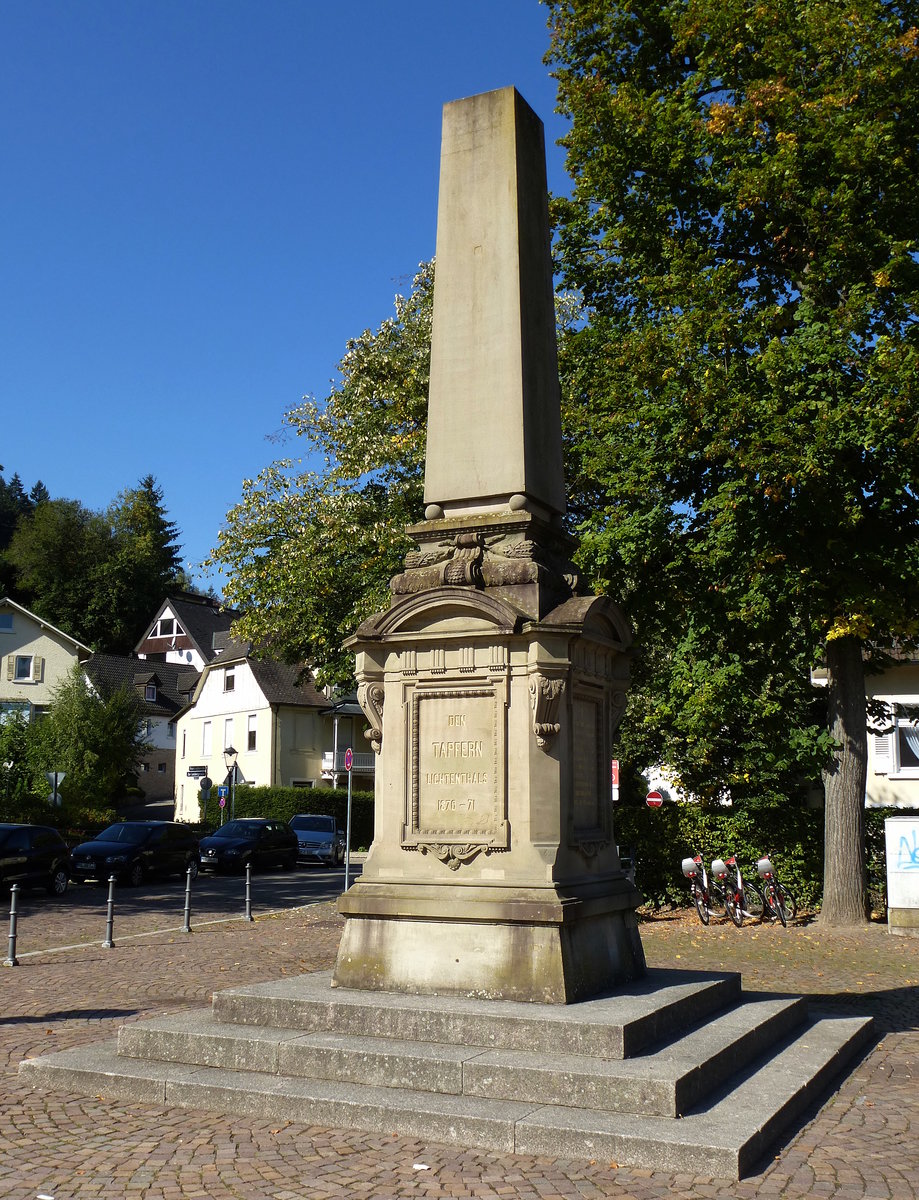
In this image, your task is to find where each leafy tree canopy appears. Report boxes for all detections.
[4,474,188,652]
[2,665,148,813]
[545,0,919,920]
[207,263,433,686]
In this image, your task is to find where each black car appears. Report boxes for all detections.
[289,814,346,866]
[198,818,298,873]
[69,821,200,886]
[0,823,71,896]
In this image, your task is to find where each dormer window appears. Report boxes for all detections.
[145,684,157,701]
[150,617,184,639]
[224,668,235,693]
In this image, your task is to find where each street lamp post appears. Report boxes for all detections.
[224,745,238,822]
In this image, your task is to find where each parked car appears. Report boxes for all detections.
[0,823,71,896]
[69,821,200,886]
[289,813,346,866]
[198,818,298,873]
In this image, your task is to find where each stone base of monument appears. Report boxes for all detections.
[333,879,645,1003]
[19,968,872,1178]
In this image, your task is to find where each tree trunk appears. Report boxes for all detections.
[821,635,869,925]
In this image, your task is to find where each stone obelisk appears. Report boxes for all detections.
[334,87,645,1003]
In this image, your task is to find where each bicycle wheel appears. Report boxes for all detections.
[767,882,787,926]
[776,882,797,922]
[725,887,744,927]
[693,883,710,926]
[742,882,765,922]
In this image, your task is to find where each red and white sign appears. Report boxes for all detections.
[344,747,353,772]
[611,759,620,787]
[646,790,664,808]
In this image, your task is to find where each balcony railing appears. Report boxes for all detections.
[321,750,375,777]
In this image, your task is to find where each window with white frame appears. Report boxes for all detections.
[224,668,235,693]
[14,655,33,681]
[247,713,257,752]
[149,617,185,639]
[202,720,212,757]
[145,684,157,701]
[224,717,234,750]
[181,729,186,758]
[873,703,919,777]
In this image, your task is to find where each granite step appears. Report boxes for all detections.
[210,967,741,1060]
[19,1010,873,1177]
[117,992,807,1118]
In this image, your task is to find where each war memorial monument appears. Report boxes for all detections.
[19,88,874,1177]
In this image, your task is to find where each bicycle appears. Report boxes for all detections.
[713,855,764,927]
[756,856,798,926]
[682,853,720,925]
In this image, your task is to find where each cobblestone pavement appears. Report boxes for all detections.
[2,901,917,1200]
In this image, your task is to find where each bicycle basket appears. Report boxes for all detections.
[756,857,774,878]
[681,857,699,878]
[711,858,727,877]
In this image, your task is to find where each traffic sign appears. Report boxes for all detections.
[344,747,353,772]
[217,786,229,799]
[219,796,226,808]
[187,766,207,778]
[646,790,664,808]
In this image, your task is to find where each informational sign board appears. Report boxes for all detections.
[886,816,919,909]
[187,766,207,778]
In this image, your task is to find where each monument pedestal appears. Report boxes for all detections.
[330,87,646,1002]
[333,576,646,1003]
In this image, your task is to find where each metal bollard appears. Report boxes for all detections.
[244,860,254,922]
[182,865,193,934]
[102,875,116,948]
[5,884,20,967]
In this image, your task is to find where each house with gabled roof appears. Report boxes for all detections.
[135,592,239,671]
[173,639,337,821]
[0,597,92,722]
[83,653,199,799]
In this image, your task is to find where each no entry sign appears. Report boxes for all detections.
[646,790,664,808]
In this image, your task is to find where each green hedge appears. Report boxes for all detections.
[613,804,919,913]
[199,784,375,850]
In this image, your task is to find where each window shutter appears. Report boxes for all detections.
[6,657,12,681]
[34,656,44,681]
[872,731,894,774]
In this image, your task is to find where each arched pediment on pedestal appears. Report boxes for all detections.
[538,594,633,653]
[356,588,523,640]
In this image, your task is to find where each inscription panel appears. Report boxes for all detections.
[572,696,601,830]
[406,686,507,847]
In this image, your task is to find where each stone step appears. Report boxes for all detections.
[117,992,807,1118]
[19,1011,873,1177]
[211,968,741,1060]
[514,1011,875,1176]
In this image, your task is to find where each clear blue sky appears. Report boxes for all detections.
[1,1,570,592]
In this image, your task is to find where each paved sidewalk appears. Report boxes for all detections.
[2,903,917,1199]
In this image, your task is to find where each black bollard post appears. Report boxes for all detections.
[102,875,116,948]
[182,865,193,934]
[5,884,20,967]
[244,860,254,923]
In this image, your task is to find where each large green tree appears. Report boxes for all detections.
[5,476,187,652]
[208,263,433,685]
[24,665,148,809]
[545,0,919,922]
